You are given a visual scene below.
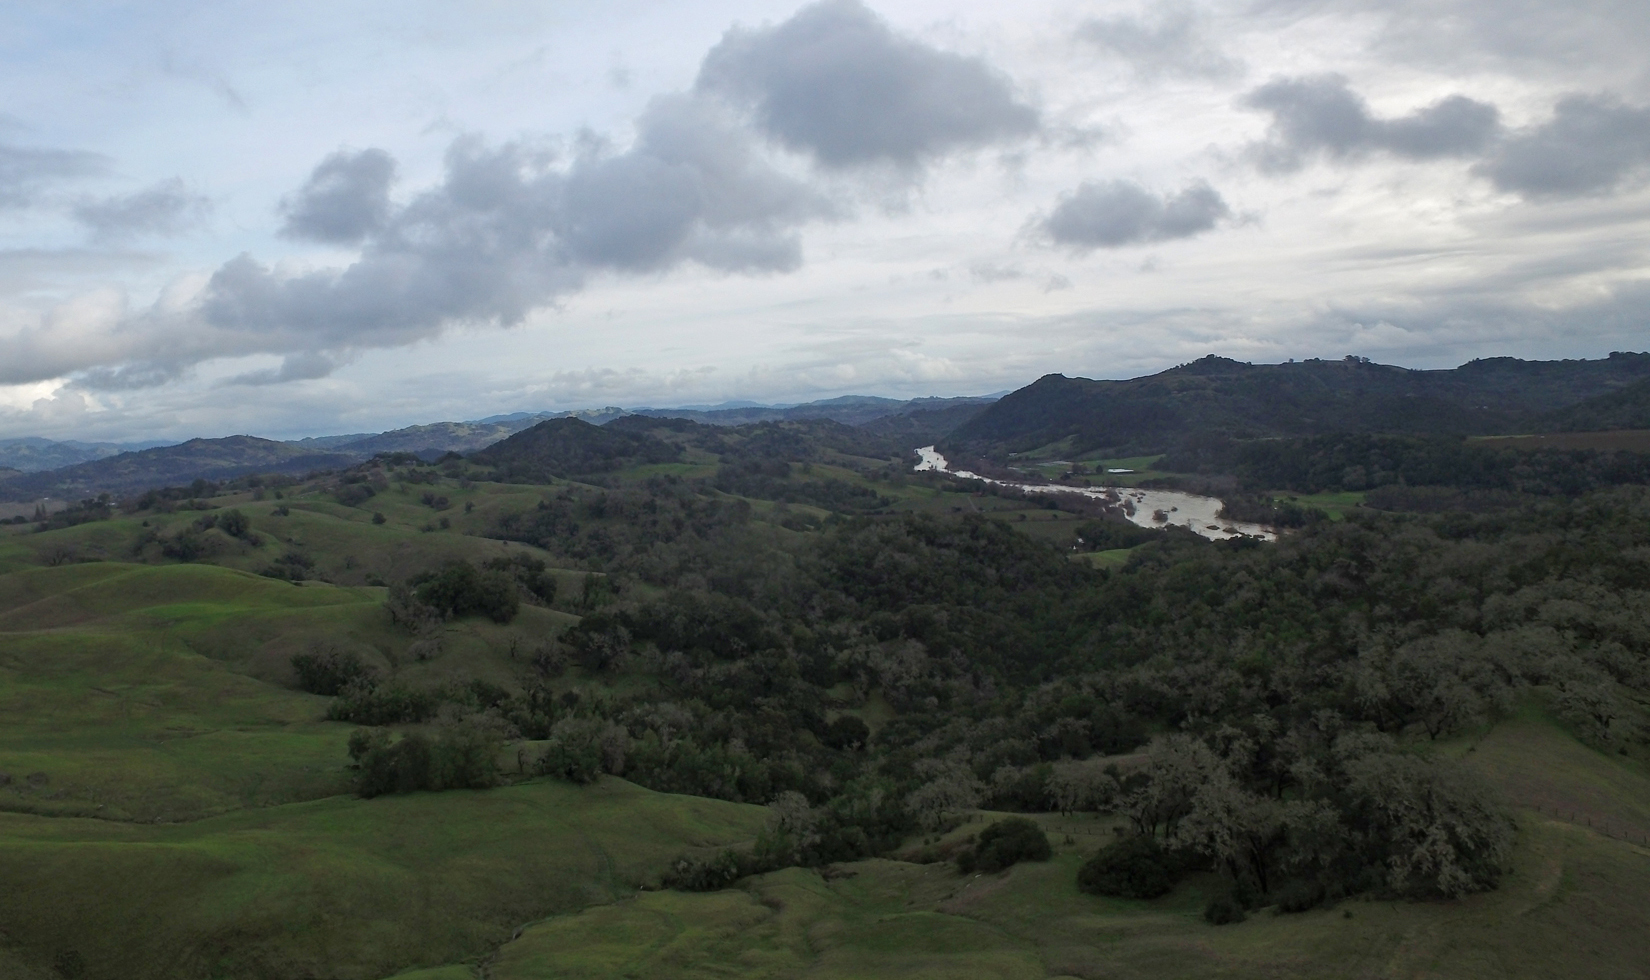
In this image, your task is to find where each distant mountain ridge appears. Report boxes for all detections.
[944,352,1650,459]
[0,437,171,473]
[0,395,996,501]
[0,437,359,502]
[631,395,994,427]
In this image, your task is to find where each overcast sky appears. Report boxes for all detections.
[2,0,1648,441]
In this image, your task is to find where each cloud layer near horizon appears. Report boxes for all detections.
[0,0,1647,440]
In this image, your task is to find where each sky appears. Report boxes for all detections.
[1,0,1648,442]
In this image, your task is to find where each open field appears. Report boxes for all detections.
[0,779,762,980]
[1271,490,1367,519]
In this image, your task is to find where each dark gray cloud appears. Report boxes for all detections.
[1039,180,1230,250]
[696,0,1038,170]
[1077,3,1242,81]
[3,94,829,389]
[73,178,211,240]
[279,148,396,244]
[1476,95,1650,198]
[225,351,342,386]
[0,143,107,208]
[1244,75,1500,172]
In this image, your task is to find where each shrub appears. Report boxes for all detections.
[1203,895,1246,925]
[1077,835,1180,899]
[664,849,745,891]
[290,647,375,696]
[1272,879,1325,913]
[413,560,519,623]
[824,714,870,750]
[336,483,376,507]
[960,817,1052,873]
[485,554,556,604]
[327,680,439,725]
[262,551,315,581]
[349,719,504,798]
[216,508,253,539]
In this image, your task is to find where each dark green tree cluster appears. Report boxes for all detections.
[347,721,504,797]
[411,560,519,623]
[957,817,1051,873]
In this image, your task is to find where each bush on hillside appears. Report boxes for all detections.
[1077,835,1183,899]
[412,560,519,623]
[485,553,557,604]
[1203,895,1246,925]
[290,647,376,696]
[348,719,504,798]
[327,679,439,725]
[959,817,1052,873]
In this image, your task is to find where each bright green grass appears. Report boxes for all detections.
[0,563,378,820]
[0,560,571,821]
[1272,490,1366,520]
[0,778,764,980]
[1073,547,1135,568]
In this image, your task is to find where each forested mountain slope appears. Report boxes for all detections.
[944,352,1650,459]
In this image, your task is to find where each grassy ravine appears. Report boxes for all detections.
[0,780,761,980]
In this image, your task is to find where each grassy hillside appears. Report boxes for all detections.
[0,780,762,980]
[0,518,764,979]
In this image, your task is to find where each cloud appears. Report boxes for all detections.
[1037,180,1231,250]
[0,94,829,389]
[0,143,107,208]
[969,261,1023,283]
[279,148,396,244]
[73,178,212,240]
[224,351,345,386]
[1077,2,1242,81]
[696,0,1038,171]
[1243,75,1501,172]
[1267,0,1650,76]
[1476,94,1650,198]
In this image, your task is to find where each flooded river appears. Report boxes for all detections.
[913,446,1275,542]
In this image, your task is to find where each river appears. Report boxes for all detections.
[913,446,1276,542]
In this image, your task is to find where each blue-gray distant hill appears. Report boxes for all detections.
[633,394,995,428]
[0,437,359,502]
[0,437,171,473]
[288,408,628,459]
[944,352,1650,459]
